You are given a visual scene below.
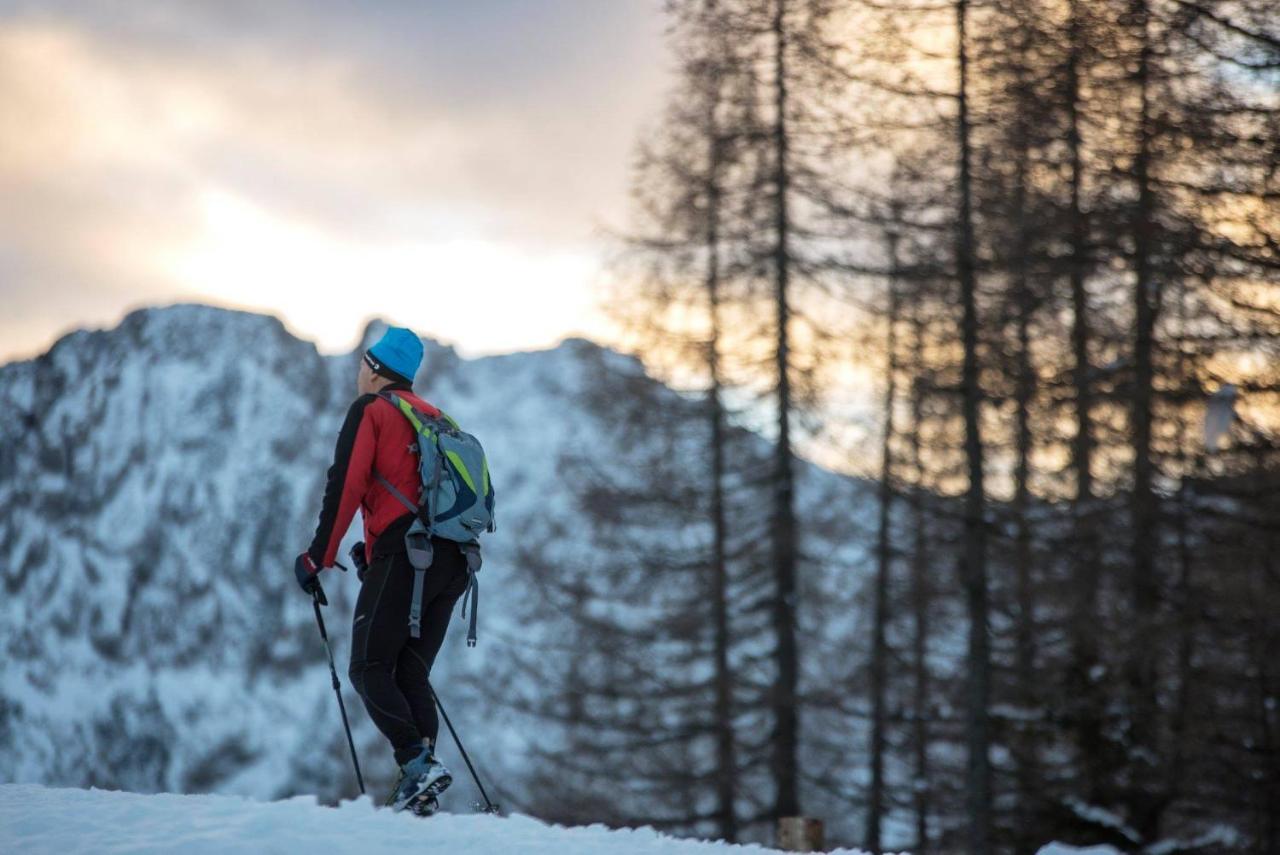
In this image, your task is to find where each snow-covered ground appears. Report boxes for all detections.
[1,784,882,855]
[0,304,876,833]
[0,784,1129,854]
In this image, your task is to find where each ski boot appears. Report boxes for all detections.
[386,744,452,813]
[408,793,440,818]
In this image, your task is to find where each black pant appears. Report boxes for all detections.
[348,540,468,766]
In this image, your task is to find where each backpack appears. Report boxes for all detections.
[373,392,496,646]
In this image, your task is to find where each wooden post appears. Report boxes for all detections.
[777,816,825,852]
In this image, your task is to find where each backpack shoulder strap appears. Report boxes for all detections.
[373,392,434,520]
[377,391,427,434]
[374,470,418,515]
[378,391,459,434]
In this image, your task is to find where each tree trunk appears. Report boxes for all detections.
[1126,0,1162,839]
[866,224,901,854]
[908,296,933,854]
[704,94,738,843]
[1064,0,1107,807]
[769,0,801,821]
[1167,284,1195,818]
[1009,121,1040,855]
[954,1,992,851]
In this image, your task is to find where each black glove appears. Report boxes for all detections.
[295,552,327,606]
[349,542,369,582]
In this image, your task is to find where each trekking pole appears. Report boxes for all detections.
[430,683,499,814]
[312,589,366,796]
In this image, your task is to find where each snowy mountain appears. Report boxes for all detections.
[0,304,873,815]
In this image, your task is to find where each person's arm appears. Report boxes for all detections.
[307,395,380,568]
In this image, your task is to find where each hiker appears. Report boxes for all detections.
[294,326,467,815]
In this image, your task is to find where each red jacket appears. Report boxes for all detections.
[307,382,441,567]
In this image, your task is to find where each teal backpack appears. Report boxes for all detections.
[373,392,496,646]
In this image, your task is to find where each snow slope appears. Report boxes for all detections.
[0,784,879,855]
[0,305,873,821]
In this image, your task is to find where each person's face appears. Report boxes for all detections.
[357,358,376,395]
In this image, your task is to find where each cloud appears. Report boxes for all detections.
[0,3,670,358]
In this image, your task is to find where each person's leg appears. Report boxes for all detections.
[396,541,469,748]
[348,551,424,765]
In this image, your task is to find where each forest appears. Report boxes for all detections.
[482,1,1280,852]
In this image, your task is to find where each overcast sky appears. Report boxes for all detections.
[0,0,672,361]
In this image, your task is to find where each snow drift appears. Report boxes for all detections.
[0,784,879,855]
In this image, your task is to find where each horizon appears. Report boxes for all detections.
[0,298,874,479]
[0,298,611,365]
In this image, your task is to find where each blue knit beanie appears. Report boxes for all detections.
[365,326,423,384]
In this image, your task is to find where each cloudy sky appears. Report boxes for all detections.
[0,0,671,361]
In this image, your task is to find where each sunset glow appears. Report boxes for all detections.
[163,189,603,355]
[0,5,668,360]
